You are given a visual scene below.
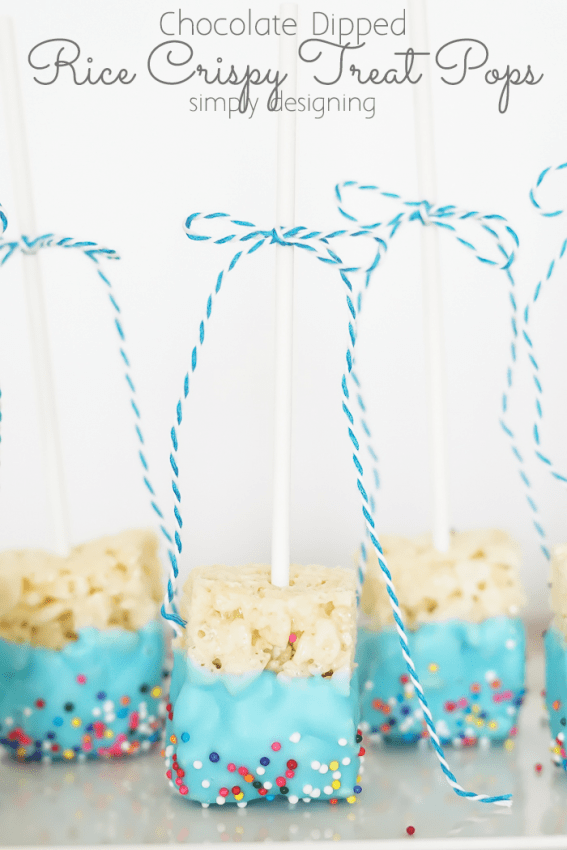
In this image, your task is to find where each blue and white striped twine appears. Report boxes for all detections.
[163,197,523,806]
[0,231,172,563]
[525,162,567,503]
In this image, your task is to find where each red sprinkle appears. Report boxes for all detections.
[258,788,267,796]
[166,770,172,779]
[238,766,248,776]
[535,763,543,774]
[35,699,45,709]
[358,747,366,756]
[232,786,241,795]
[406,826,415,836]
[179,785,188,795]
[287,759,297,770]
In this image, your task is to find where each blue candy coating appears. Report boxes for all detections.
[544,625,567,770]
[166,650,362,804]
[0,620,166,761]
[357,617,525,744]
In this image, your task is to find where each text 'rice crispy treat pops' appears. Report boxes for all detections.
[165,564,363,806]
[357,529,527,746]
[0,529,168,762]
[544,545,567,770]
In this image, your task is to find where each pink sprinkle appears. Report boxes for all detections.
[76,674,87,685]
[129,712,139,730]
[82,741,92,752]
[179,785,189,795]
[227,763,236,772]
[238,766,248,776]
[276,776,285,787]
[271,741,281,751]
[289,633,297,643]
[457,698,468,709]
[219,787,229,797]
[176,777,183,786]
[285,770,295,779]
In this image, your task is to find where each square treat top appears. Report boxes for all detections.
[0,529,163,649]
[360,529,526,631]
[176,564,357,677]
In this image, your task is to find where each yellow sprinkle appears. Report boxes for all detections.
[63,749,75,760]
[475,719,484,727]
[170,735,177,744]
[553,745,561,755]
[71,717,82,728]
[329,760,339,770]
[504,739,515,752]
[235,792,244,801]
[488,720,498,730]
[16,747,26,759]
[331,780,341,790]
[104,729,114,739]
[356,775,361,783]
[235,827,244,835]
[151,687,162,698]
[471,704,480,715]
[347,795,356,804]
[428,663,438,673]
[465,714,474,723]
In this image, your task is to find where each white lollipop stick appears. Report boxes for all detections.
[409,1,450,553]
[271,2,298,587]
[0,18,70,556]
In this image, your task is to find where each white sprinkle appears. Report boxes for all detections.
[237,802,247,808]
[311,760,320,770]
[303,784,313,794]
[256,766,265,775]
[311,788,321,798]
[42,741,51,750]
[103,700,114,712]
[165,745,174,757]
[479,737,491,749]
[202,780,210,788]
[216,796,226,805]
[201,803,210,809]
[485,670,497,683]
[105,713,116,723]
[148,715,156,724]
[319,764,329,774]
[452,737,462,748]
[559,732,565,743]
[342,757,351,766]
[364,680,373,690]
[332,771,341,779]
[338,737,347,746]
[77,753,87,763]
[288,795,299,804]
[289,732,301,743]
[139,701,147,711]
[324,785,333,795]
[359,721,370,733]
[193,760,202,769]
[23,707,32,717]
[92,707,101,717]
[507,706,516,716]
[388,697,397,706]
[505,639,516,650]
[359,765,365,774]
[141,741,151,751]
[303,797,311,803]
[263,781,272,790]
[5,717,13,727]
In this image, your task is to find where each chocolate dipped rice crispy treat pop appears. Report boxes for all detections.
[0,529,168,761]
[357,529,527,746]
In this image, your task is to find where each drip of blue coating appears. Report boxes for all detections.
[544,625,567,770]
[165,650,363,805]
[357,617,525,744]
[0,620,167,761]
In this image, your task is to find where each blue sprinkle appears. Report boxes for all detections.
[97,692,106,700]
[354,785,362,794]
[181,732,190,743]
[209,751,220,763]
[117,708,128,719]
[53,717,63,727]
[260,756,270,766]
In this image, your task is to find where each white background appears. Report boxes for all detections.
[0,0,564,625]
